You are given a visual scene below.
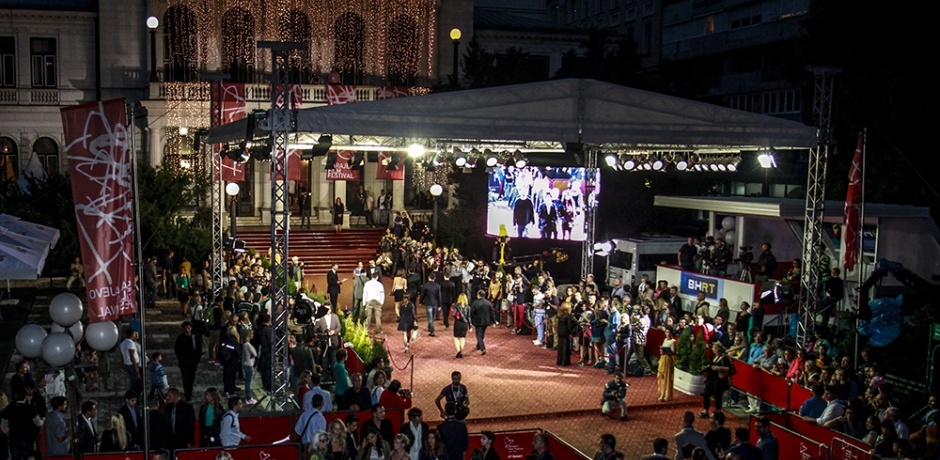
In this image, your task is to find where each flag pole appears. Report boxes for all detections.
[129,101,150,458]
[853,129,867,363]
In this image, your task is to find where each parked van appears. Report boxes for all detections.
[606,234,687,288]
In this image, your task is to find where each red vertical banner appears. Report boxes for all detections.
[376,152,404,180]
[326,151,360,181]
[275,84,304,181]
[60,99,138,322]
[843,133,863,271]
[220,83,246,182]
[326,85,358,105]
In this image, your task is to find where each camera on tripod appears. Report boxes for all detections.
[734,246,754,264]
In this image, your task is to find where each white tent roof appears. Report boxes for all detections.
[207,78,817,149]
[0,214,60,280]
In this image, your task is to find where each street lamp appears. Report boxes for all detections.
[430,184,443,243]
[449,28,461,89]
[225,182,240,239]
[146,16,159,82]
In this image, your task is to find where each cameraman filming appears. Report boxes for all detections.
[756,243,777,282]
[709,240,732,276]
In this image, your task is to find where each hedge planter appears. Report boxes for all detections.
[674,367,706,396]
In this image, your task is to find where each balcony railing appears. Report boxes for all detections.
[148,82,418,105]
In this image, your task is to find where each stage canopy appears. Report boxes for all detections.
[206,78,817,152]
[0,214,60,280]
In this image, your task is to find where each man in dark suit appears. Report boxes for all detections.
[315,303,343,372]
[436,402,468,460]
[326,263,347,310]
[400,407,429,459]
[118,390,143,449]
[512,192,535,238]
[174,321,202,402]
[420,272,442,337]
[469,289,495,355]
[75,400,99,454]
[164,387,197,452]
[439,273,456,329]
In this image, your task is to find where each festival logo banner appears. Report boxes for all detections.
[679,272,724,301]
[219,83,246,182]
[326,85,358,105]
[376,152,404,180]
[376,86,409,99]
[60,99,137,322]
[326,151,360,181]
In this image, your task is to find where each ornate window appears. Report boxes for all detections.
[0,136,17,185]
[164,5,198,82]
[279,9,313,84]
[333,12,365,85]
[222,8,255,83]
[387,15,418,86]
[32,136,59,174]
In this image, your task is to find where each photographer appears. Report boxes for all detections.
[600,371,629,421]
[709,240,732,276]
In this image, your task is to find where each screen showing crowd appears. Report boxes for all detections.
[485,165,600,241]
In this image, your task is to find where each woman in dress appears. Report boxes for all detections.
[479,431,501,460]
[389,433,411,460]
[555,302,577,366]
[176,269,191,317]
[452,293,471,358]
[396,299,417,353]
[334,198,345,234]
[100,414,133,452]
[419,429,447,460]
[658,330,677,402]
[392,274,407,303]
[199,387,224,447]
[357,426,390,460]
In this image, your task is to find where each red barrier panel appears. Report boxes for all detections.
[754,413,872,460]
[731,360,811,410]
[238,413,298,445]
[647,327,666,356]
[82,452,145,460]
[345,345,365,375]
[465,430,589,460]
[175,442,302,460]
[749,415,829,460]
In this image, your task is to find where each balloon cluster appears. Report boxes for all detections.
[14,292,121,367]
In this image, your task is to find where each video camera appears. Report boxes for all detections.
[734,246,754,264]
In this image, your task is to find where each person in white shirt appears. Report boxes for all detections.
[362,272,386,334]
[119,328,142,392]
[219,397,251,447]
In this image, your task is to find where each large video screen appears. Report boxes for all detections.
[486,166,600,241]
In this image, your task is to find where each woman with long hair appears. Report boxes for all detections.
[325,418,353,460]
[555,302,577,366]
[701,342,734,419]
[479,431,500,460]
[334,198,345,234]
[99,414,132,452]
[658,330,677,402]
[357,426,391,460]
[199,387,225,447]
[452,292,471,358]
[418,429,447,460]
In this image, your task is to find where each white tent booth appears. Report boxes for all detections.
[206,78,818,273]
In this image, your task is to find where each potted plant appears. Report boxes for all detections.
[673,327,707,395]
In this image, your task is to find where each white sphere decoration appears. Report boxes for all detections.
[49,292,84,327]
[429,184,443,197]
[85,321,120,351]
[724,230,737,245]
[15,324,47,358]
[717,228,727,239]
[41,332,76,367]
[721,216,736,230]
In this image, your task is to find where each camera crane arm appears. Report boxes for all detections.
[857,259,940,321]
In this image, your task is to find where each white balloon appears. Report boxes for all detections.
[51,323,66,333]
[15,324,47,358]
[725,230,737,245]
[721,216,736,230]
[41,332,76,367]
[67,322,85,344]
[85,321,120,351]
[717,228,727,239]
[50,292,84,327]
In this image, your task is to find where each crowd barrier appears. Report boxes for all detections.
[465,429,590,460]
[753,413,873,460]
[175,442,302,460]
[730,359,812,411]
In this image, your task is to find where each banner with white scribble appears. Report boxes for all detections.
[60,99,137,322]
[220,83,246,182]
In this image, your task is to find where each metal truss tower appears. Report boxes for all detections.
[258,41,303,410]
[581,149,598,279]
[207,74,227,301]
[797,67,840,347]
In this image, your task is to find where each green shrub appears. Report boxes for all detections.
[676,327,707,375]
